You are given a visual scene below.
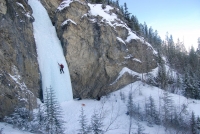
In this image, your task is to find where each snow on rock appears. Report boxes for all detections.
[8,66,28,90]
[117,67,141,79]
[88,4,117,22]
[125,30,140,42]
[87,3,157,56]
[61,19,77,26]
[124,54,133,59]
[16,2,25,10]
[71,2,158,57]
[57,0,73,11]
[28,0,73,103]
[9,74,27,90]
[111,67,141,85]
[25,12,31,18]
[116,37,126,45]
[133,58,142,63]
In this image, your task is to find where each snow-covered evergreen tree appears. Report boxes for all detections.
[145,96,160,126]
[91,110,104,134]
[44,87,66,134]
[134,121,145,134]
[127,91,134,134]
[156,50,167,90]
[197,116,200,133]
[190,112,197,134]
[78,107,91,134]
[32,104,47,133]
[162,91,174,127]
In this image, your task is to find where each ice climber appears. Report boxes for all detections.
[58,63,64,74]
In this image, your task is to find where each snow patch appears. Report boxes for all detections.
[133,58,142,63]
[16,2,25,11]
[116,37,126,45]
[125,30,140,42]
[61,19,77,26]
[88,4,117,22]
[57,0,73,11]
[25,12,31,18]
[111,67,140,85]
[9,74,27,90]
[124,54,133,59]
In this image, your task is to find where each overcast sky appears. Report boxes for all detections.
[119,0,200,50]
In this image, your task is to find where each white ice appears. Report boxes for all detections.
[28,0,73,103]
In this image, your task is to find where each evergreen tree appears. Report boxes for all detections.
[143,22,148,40]
[189,46,199,71]
[91,110,104,134]
[148,26,153,44]
[30,104,47,133]
[145,96,160,126]
[139,23,144,37]
[162,91,174,127]
[96,0,103,4]
[168,35,175,60]
[124,3,131,24]
[130,15,140,35]
[120,5,124,15]
[134,121,145,134]
[196,116,200,132]
[156,50,167,89]
[116,0,119,8]
[78,107,90,134]
[44,87,65,134]
[191,112,197,134]
[127,91,134,134]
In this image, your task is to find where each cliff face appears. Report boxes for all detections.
[0,0,157,119]
[0,0,40,120]
[41,0,157,99]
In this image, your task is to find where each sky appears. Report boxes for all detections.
[119,0,200,50]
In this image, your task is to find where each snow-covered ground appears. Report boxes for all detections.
[0,123,33,134]
[28,0,73,102]
[1,81,200,134]
[61,81,200,134]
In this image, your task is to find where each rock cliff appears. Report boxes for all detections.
[41,0,157,99]
[0,0,40,120]
[0,0,158,119]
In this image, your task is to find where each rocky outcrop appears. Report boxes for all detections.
[41,0,157,99]
[0,0,40,120]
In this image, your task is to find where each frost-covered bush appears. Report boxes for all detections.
[4,107,32,131]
